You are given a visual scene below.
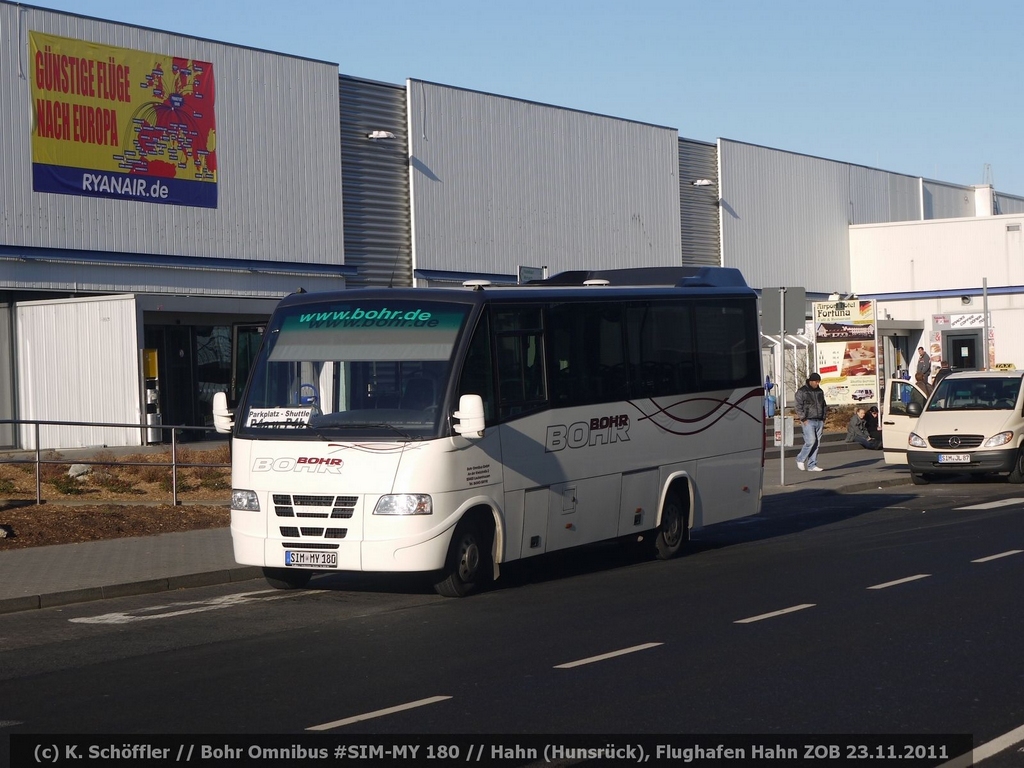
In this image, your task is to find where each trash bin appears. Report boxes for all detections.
[765,395,777,418]
[146,412,163,444]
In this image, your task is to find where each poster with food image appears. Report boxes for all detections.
[812,299,879,405]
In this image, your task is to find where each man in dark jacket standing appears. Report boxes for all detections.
[794,372,828,471]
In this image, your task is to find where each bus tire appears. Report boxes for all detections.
[654,487,689,560]
[263,567,312,590]
[434,518,492,598]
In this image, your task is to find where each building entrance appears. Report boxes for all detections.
[946,333,979,371]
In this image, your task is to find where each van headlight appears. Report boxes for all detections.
[373,494,433,515]
[983,431,1014,448]
[908,432,927,448]
[231,489,260,511]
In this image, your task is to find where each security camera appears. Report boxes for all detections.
[961,296,973,306]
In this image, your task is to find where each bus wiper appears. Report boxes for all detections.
[338,422,419,440]
[250,421,329,440]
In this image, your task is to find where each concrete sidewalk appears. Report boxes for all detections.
[0,442,906,615]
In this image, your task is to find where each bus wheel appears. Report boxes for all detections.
[434,519,492,598]
[654,488,688,560]
[263,567,312,590]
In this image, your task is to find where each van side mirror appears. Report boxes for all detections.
[212,391,234,433]
[907,402,922,417]
[453,394,486,438]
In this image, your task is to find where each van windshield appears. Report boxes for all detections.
[238,299,471,439]
[926,377,1022,412]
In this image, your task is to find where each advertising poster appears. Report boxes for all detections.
[30,31,217,208]
[813,299,878,405]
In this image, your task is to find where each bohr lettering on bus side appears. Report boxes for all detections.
[544,415,630,452]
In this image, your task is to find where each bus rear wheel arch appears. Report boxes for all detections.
[434,510,495,598]
[652,483,690,560]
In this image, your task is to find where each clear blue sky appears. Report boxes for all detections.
[27,0,1024,193]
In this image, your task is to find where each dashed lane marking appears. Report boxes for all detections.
[306,696,452,731]
[939,721,1024,767]
[972,549,1024,564]
[867,574,931,590]
[734,604,815,624]
[955,498,1024,511]
[554,642,664,669]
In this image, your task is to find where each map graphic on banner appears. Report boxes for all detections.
[30,31,217,208]
[813,299,879,405]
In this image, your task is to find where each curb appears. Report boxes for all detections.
[0,566,262,616]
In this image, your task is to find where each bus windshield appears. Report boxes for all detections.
[238,299,472,438]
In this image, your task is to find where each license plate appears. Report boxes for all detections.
[285,551,338,568]
[938,454,971,464]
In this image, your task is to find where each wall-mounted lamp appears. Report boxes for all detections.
[367,130,396,141]
[961,295,973,306]
[691,179,713,187]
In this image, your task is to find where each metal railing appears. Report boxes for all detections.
[0,418,230,506]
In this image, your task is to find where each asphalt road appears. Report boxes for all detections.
[2,479,1024,765]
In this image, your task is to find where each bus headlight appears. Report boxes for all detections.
[908,432,927,448]
[984,431,1014,448]
[231,489,260,512]
[373,494,433,515]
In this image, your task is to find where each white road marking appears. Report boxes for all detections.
[554,642,663,669]
[972,549,1024,563]
[306,696,452,731]
[734,604,815,624]
[0,721,24,728]
[955,498,1024,510]
[939,722,1024,767]
[69,590,307,624]
[867,574,931,590]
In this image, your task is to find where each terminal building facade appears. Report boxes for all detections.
[2,1,1023,449]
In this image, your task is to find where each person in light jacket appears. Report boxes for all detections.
[794,373,828,471]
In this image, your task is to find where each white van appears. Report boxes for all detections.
[883,370,1024,485]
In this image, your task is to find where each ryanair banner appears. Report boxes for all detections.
[30,31,217,208]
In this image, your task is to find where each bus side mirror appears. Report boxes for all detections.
[453,394,486,438]
[212,391,234,433]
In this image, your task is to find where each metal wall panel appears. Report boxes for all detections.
[719,140,853,294]
[339,76,412,287]
[0,303,12,447]
[922,180,975,220]
[15,294,141,448]
[408,80,681,276]
[995,193,1024,215]
[0,3,344,270]
[719,140,925,293]
[678,138,720,266]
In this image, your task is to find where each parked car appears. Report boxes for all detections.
[891,370,1024,485]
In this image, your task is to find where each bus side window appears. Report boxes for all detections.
[493,306,547,420]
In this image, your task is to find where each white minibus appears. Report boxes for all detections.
[213,267,765,596]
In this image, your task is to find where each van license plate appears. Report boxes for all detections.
[285,551,338,568]
[938,454,970,464]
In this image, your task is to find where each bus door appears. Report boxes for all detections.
[232,324,265,406]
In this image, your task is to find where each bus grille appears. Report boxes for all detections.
[928,434,984,449]
[273,494,360,520]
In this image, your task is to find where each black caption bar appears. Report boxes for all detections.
[9,734,973,767]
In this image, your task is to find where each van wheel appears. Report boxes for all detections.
[434,519,492,597]
[263,567,312,590]
[910,472,929,485]
[1008,450,1024,483]
[653,488,689,560]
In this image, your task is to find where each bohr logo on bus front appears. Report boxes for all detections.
[545,415,629,452]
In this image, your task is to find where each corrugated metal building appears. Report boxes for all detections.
[4,2,1024,448]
